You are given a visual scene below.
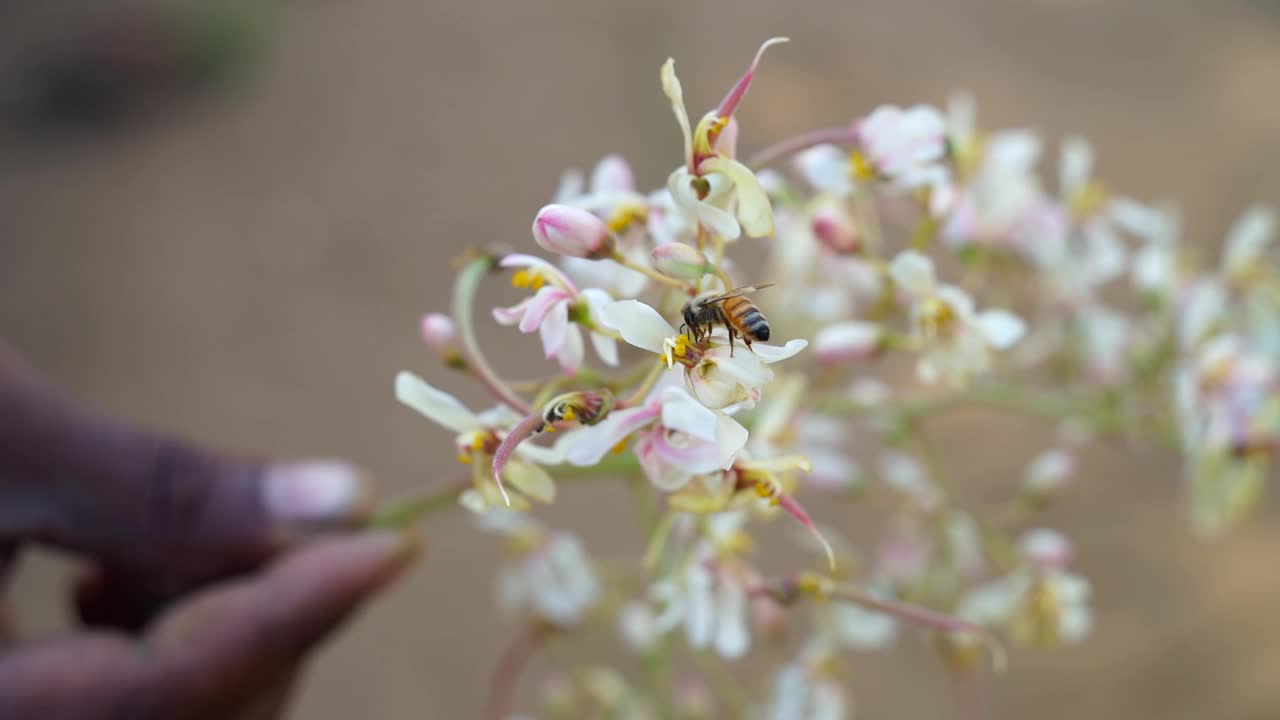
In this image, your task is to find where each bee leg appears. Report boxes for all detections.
[728,325,737,357]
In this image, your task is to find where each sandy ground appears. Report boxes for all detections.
[2,0,1280,717]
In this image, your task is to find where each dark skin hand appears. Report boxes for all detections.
[0,342,417,719]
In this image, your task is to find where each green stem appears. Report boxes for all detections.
[455,255,532,414]
[613,252,693,291]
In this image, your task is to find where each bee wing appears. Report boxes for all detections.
[706,283,775,302]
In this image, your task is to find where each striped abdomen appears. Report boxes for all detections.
[722,296,770,342]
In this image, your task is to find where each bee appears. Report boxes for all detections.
[681,284,774,355]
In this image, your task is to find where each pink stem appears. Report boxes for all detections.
[490,412,547,506]
[747,126,862,170]
[485,622,551,720]
[776,493,836,572]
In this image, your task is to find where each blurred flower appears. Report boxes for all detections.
[765,645,848,720]
[419,312,464,368]
[814,321,884,366]
[890,250,1025,387]
[479,511,600,626]
[651,241,711,280]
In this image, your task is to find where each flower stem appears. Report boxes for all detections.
[748,126,861,170]
[371,482,469,529]
[454,255,533,414]
[486,621,553,720]
[612,252,693,291]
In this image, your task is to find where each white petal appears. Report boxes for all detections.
[889,250,936,297]
[751,338,808,364]
[660,387,720,443]
[539,298,570,357]
[503,460,556,503]
[977,309,1026,349]
[701,157,774,237]
[555,324,585,373]
[600,300,678,354]
[714,413,750,469]
[394,371,478,433]
[590,331,619,366]
[1224,205,1276,277]
[660,58,693,166]
[713,581,750,659]
[557,405,659,466]
[514,440,565,465]
[684,565,716,649]
[1059,135,1093,196]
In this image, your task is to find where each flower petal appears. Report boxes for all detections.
[394,371,478,433]
[889,250,937,297]
[520,287,569,334]
[558,405,661,466]
[751,338,808,364]
[538,295,570,355]
[555,324,585,374]
[660,58,693,167]
[503,460,556,503]
[660,387,720,443]
[713,413,749,469]
[700,156,774,237]
[976,309,1026,349]
[668,169,742,240]
[493,297,530,326]
[590,331,619,367]
[601,300,678,354]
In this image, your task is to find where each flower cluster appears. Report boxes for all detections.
[389,38,1278,719]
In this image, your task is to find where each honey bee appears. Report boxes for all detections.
[681,284,774,354]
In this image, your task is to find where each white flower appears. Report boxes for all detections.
[813,592,898,651]
[394,371,560,513]
[1222,205,1276,282]
[858,104,950,194]
[600,298,807,409]
[558,381,748,492]
[1113,198,1181,296]
[959,568,1092,647]
[618,602,661,653]
[890,250,1025,387]
[480,512,599,626]
[493,254,619,371]
[794,144,854,197]
[1076,305,1132,384]
[660,40,785,240]
[1023,448,1074,498]
[652,530,756,660]
[814,321,884,366]
[879,449,943,512]
[766,646,848,720]
[942,130,1047,247]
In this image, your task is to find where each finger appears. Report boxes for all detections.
[0,632,149,720]
[0,344,371,576]
[132,532,417,718]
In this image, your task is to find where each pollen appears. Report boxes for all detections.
[456,452,473,465]
[850,150,877,182]
[607,205,648,234]
[511,269,546,290]
[611,440,628,454]
[561,406,577,422]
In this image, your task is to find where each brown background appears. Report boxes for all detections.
[2,0,1279,717]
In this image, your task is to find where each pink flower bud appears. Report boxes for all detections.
[650,242,710,280]
[420,313,465,369]
[590,154,635,193]
[811,199,859,254]
[532,204,615,259]
[815,322,883,366]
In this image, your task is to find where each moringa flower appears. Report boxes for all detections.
[600,298,807,409]
[479,511,600,627]
[661,39,787,240]
[890,250,1025,387]
[558,381,748,491]
[857,104,951,196]
[493,253,619,372]
[394,372,560,513]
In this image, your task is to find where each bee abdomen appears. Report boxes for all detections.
[734,305,770,341]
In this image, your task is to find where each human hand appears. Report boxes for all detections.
[0,344,416,719]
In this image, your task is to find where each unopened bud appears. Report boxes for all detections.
[420,313,466,369]
[590,154,635,193]
[651,242,711,280]
[811,198,859,254]
[815,321,884,366]
[532,204,615,259]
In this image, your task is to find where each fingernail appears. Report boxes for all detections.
[263,460,370,528]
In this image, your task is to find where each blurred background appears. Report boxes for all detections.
[2,0,1279,717]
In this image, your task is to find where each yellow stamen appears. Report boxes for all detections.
[611,440,628,455]
[456,453,472,465]
[606,205,648,234]
[1068,181,1108,219]
[561,407,577,422]
[850,150,877,182]
[510,269,546,290]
